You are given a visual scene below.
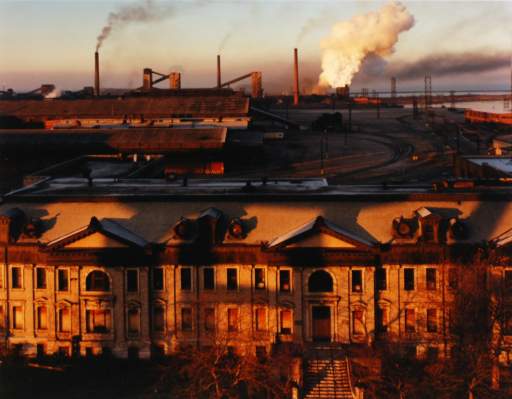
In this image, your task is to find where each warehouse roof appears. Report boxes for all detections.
[0,94,250,119]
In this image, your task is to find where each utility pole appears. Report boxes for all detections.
[391,77,397,106]
[320,130,326,175]
[424,73,432,125]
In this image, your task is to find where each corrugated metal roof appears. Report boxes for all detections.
[0,95,250,118]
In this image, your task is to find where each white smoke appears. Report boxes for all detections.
[318,1,415,89]
[44,88,61,99]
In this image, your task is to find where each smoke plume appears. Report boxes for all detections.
[387,52,511,80]
[318,1,414,89]
[96,0,175,51]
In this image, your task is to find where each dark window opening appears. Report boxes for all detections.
[58,269,69,291]
[36,268,46,289]
[227,268,238,291]
[86,271,110,291]
[279,270,291,292]
[308,270,333,292]
[11,267,22,289]
[426,268,436,290]
[427,308,437,333]
[203,268,214,290]
[505,271,512,293]
[153,305,165,332]
[352,270,362,293]
[153,268,164,291]
[404,268,415,291]
[255,268,265,290]
[376,307,388,333]
[180,268,192,291]
[405,309,415,332]
[181,308,193,331]
[204,308,215,331]
[127,270,138,292]
[376,269,387,291]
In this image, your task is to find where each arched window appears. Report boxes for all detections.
[308,270,333,292]
[86,271,110,292]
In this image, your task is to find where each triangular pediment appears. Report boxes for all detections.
[267,216,375,250]
[45,217,148,251]
[286,231,356,248]
[65,232,129,248]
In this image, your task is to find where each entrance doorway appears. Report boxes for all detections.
[312,306,331,342]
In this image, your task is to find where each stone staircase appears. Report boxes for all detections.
[303,346,355,399]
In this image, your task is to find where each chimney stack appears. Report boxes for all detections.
[94,51,100,97]
[217,54,221,88]
[293,48,300,106]
[169,72,181,90]
[143,68,153,90]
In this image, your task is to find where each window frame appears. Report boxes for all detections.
[426,268,437,291]
[85,270,111,292]
[35,267,47,290]
[404,268,415,291]
[11,305,24,330]
[58,306,71,333]
[181,306,193,332]
[11,266,23,289]
[227,307,239,332]
[352,309,365,336]
[126,269,139,293]
[204,307,215,332]
[255,307,267,332]
[203,267,215,291]
[376,268,387,291]
[279,269,292,293]
[254,267,266,290]
[127,305,141,336]
[36,304,48,331]
[351,269,363,293]
[279,309,293,334]
[152,267,165,291]
[405,308,416,333]
[180,267,193,291]
[57,268,70,292]
[226,267,238,291]
[426,308,438,333]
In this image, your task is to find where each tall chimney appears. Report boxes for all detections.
[293,48,300,106]
[169,72,181,90]
[94,51,100,97]
[217,54,221,88]
[143,68,153,90]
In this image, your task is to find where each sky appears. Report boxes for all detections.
[0,0,511,94]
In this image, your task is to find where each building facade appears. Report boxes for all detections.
[1,191,512,362]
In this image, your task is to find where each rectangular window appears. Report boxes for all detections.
[427,308,437,333]
[12,306,23,329]
[37,306,48,330]
[448,268,458,290]
[203,268,215,290]
[376,268,387,291]
[352,310,364,335]
[153,268,164,291]
[0,266,3,288]
[126,270,138,293]
[280,309,292,334]
[227,268,238,291]
[279,270,291,292]
[11,267,22,289]
[352,270,362,293]
[57,269,69,292]
[404,268,415,291]
[181,307,192,331]
[204,308,215,331]
[59,308,70,332]
[256,308,267,331]
[86,309,111,333]
[376,307,388,333]
[36,268,46,289]
[228,308,239,332]
[127,307,140,334]
[405,309,415,333]
[255,268,265,290]
[180,268,192,291]
[426,268,436,290]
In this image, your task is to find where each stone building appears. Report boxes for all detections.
[1,177,512,365]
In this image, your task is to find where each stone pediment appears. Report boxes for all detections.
[267,216,376,250]
[45,217,148,250]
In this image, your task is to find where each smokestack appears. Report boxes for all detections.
[251,72,262,98]
[169,72,181,90]
[94,51,100,97]
[293,48,300,106]
[143,68,153,90]
[217,54,221,88]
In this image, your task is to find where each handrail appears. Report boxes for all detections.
[345,355,358,399]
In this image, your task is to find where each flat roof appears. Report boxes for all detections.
[0,95,250,119]
[466,157,512,176]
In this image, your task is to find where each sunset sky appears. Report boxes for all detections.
[0,0,511,94]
